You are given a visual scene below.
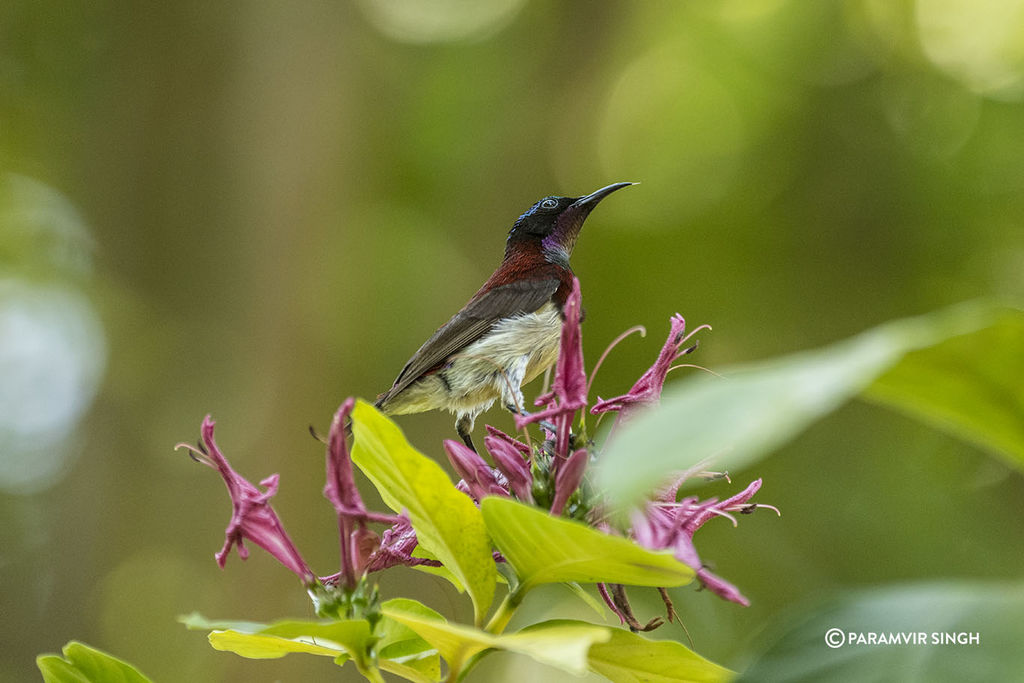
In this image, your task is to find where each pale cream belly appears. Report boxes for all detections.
[385,301,562,417]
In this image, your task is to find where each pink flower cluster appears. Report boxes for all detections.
[179,277,777,624]
[176,399,436,598]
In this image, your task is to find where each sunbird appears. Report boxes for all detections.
[375,182,633,451]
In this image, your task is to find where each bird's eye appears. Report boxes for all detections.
[541,198,559,210]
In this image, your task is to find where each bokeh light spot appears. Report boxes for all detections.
[0,282,106,493]
[357,0,526,44]
[916,0,1024,100]
[0,174,106,494]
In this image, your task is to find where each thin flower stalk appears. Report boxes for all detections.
[592,314,711,421]
[515,278,586,460]
[325,398,368,588]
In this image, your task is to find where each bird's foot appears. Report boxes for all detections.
[456,414,478,453]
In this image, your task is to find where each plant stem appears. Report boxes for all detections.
[444,661,462,683]
[445,584,530,681]
[484,585,526,635]
[356,661,386,683]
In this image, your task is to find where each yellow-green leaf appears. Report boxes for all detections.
[481,497,694,591]
[208,630,346,659]
[350,401,496,624]
[37,641,153,683]
[866,308,1024,472]
[378,598,444,659]
[381,603,610,677]
[178,612,271,633]
[380,655,442,683]
[203,618,372,665]
[585,624,734,683]
[598,301,1003,506]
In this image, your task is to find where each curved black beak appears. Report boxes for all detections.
[571,182,636,212]
[550,182,636,258]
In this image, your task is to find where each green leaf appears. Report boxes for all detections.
[865,308,1024,472]
[481,497,694,591]
[350,400,496,624]
[37,658,89,683]
[410,546,466,592]
[196,617,379,677]
[37,641,153,683]
[598,301,1003,506]
[207,630,348,659]
[382,608,727,682]
[215,618,371,645]
[183,608,441,682]
[737,581,1024,683]
[381,604,610,677]
[378,598,444,658]
[178,611,271,633]
[206,618,372,662]
[496,620,612,675]
[380,656,442,683]
[380,603,487,669]
[534,620,732,683]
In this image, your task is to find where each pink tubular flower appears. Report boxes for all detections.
[324,398,405,588]
[516,278,586,459]
[324,399,438,587]
[365,515,440,572]
[592,314,709,420]
[483,426,532,501]
[315,514,441,585]
[324,399,364,518]
[176,416,315,585]
[484,425,530,458]
[325,399,366,588]
[550,449,588,516]
[182,281,780,627]
[444,439,510,501]
[630,477,778,606]
[181,400,434,596]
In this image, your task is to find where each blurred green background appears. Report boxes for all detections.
[3,1,1023,681]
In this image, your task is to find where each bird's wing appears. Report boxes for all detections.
[378,277,561,404]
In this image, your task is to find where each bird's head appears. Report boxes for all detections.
[506,182,634,265]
